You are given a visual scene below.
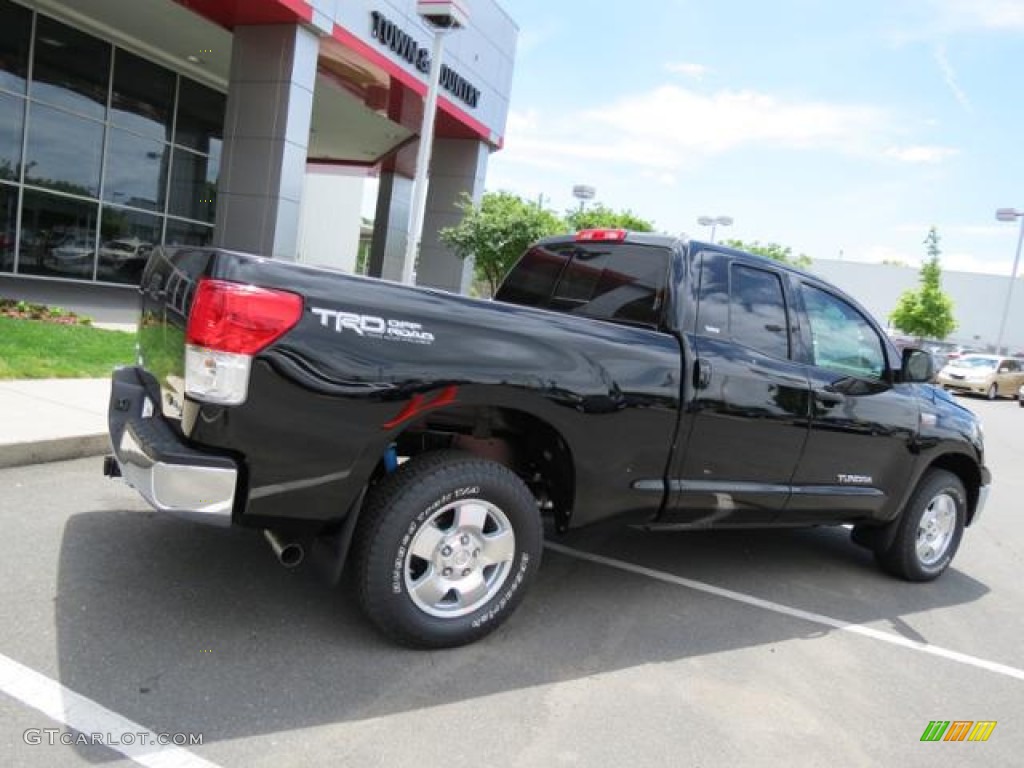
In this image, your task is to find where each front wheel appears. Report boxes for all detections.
[986,383,997,400]
[875,469,966,581]
[353,451,542,648]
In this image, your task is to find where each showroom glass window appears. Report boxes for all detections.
[0,0,30,274]
[0,0,223,285]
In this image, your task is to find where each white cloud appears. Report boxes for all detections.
[885,0,1024,45]
[896,223,1013,237]
[851,242,1019,276]
[498,85,889,181]
[849,245,1015,275]
[641,169,678,186]
[884,145,960,163]
[933,45,973,113]
[954,224,1020,237]
[940,252,1017,275]
[935,0,1024,30]
[591,86,883,154]
[665,61,710,79]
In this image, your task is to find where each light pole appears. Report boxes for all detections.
[994,207,1024,354]
[572,184,596,214]
[402,1,468,285]
[697,215,733,243]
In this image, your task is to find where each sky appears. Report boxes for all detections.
[480,0,1024,275]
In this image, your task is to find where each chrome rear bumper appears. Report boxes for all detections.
[107,366,238,526]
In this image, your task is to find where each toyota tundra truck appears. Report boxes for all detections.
[105,230,990,648]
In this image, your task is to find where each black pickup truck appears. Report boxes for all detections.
[106,230,990,647]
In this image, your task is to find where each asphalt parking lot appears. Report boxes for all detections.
[2,397,1022,767]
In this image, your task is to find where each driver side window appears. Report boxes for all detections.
[801,283,885,379]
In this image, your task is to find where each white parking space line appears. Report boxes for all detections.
[546,542,1024,683]
[0,652,221,768]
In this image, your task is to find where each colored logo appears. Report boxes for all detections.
[921,721,997,742]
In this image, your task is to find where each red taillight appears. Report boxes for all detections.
[575,228,627,242]
[187,279,303,355]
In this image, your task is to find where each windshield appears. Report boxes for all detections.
[955,356,998,369]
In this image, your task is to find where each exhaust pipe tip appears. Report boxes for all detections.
[263,529,304,568]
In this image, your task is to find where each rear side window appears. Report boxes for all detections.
[695,252,791,360]
[731,265,790,359]
[496,243,670,328]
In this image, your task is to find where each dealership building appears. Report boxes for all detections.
[0,0,516,316]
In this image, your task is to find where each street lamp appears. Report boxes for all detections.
[402,0,469,285]
[572,184,596,213]
[697,215,733,243]
[994,207,1024,354]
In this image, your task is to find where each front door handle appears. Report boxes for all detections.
[814,387,844,407]
[694,358,713,390]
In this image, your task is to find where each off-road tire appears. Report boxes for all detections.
[353,451,542,648]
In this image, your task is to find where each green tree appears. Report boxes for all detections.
[720,239,813,269]
[440,191,564,296]
[565,203,655,232]
[889,227,957,341]
[355,218,373,275]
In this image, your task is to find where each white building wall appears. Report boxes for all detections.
[297,169,366,272]
[810,259,1024,353]
[332,0,517,142]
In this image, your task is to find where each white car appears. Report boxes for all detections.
[45,236,95,276]
[97,237,152,280]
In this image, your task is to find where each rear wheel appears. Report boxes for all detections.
[353,451,542,648]
[875,469,965,581]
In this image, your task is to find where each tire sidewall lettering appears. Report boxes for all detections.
[471,551,531,628]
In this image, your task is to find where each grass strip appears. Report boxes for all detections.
[0,317,135,379]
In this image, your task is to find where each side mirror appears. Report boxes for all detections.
[901,348,934,383]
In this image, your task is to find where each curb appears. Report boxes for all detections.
[0,434,109,470]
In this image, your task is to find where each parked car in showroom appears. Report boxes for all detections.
[44,235,95,277]
[97,237,153,282]
[936,354,1024,400]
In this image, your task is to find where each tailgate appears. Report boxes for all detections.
[137,247,217,421]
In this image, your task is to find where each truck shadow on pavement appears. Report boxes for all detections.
[56,508,989,760]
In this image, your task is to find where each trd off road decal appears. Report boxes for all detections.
[311,307,435,345]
